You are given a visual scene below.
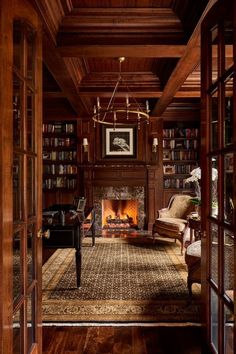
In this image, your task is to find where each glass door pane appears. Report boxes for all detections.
[13,231,22,303]
[211,157,218,218]
[224,305,234,353]
[13,75,23,148]
[27,225,34,286]
[211,289,219,352]
[211,26,219,84]
[27,157,35,217]
[224,230,234,302]
[224,76,233,147]
[13,154,23,222]
[211,91,219,150]
[224,20,233,71]
[224,153,233,224]
[27,89,34,151]
[210,223,218,286]
[26,25,35,84]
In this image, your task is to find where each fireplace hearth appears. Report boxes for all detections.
[102,199,138,229]
[94,186,145,232]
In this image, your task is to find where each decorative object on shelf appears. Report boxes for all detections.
[82,138,88,152]
[163,150,171,160]
[184,167,202,201]
[103,126,136,158]
[92,57,150,130]
[184,167,218,213]
[163,165,175,174]
[152,137,158,152]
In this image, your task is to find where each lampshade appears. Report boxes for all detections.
[153,138,158,146]
[82,138,88,146]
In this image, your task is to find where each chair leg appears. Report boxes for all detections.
[152,229,156,243]
[181,241,183,255]
[187,277,193,296]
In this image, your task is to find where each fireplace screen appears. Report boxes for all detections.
[102,199,138,229]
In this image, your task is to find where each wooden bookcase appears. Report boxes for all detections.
[42,121,78,208]
[162,124,199,205]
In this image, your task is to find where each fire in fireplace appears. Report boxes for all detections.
[102,199,138,229]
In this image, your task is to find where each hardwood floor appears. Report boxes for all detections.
[43,231,205,354]
[43,325,205,354]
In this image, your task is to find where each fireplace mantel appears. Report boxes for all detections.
[82,164,162,231]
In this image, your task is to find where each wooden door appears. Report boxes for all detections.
[0,0,42,353]
[201,0,235,352]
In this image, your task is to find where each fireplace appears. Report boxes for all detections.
[102,199,138,229]
[94,186,145,232]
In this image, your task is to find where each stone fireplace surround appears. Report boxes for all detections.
[94,186,145,232]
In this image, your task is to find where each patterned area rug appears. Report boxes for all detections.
[42,237,201,323]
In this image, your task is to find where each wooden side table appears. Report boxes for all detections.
[188,215,201,243]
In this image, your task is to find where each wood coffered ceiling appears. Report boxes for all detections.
[34,0,217,119]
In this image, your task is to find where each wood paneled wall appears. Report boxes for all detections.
[43,102,200,230]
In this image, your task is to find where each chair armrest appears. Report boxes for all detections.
[157,208,171,218]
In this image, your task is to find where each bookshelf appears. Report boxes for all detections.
[42,122,77,191]
[163,126,199,204]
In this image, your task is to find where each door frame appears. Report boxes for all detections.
[0,0,43,353]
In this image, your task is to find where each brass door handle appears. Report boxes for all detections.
[37,229,50,239]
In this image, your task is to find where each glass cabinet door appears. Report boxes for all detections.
[201,1,235,353]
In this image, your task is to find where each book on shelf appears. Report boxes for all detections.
[43,137,76,147]
[163,177,191,189]
[163,125,199,192]
[163,128,199,138]
[43,164,77,175]
[43,123,75,134]
[43,150,77,161]
[43,177,77,189]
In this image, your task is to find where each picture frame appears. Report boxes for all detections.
[163,150,171,160]
[74,197,87,212]
[102,126,136,158]
[163,165,175,174]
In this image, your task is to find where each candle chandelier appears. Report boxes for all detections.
[92,57,150,130]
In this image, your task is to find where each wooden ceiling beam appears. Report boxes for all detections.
[60,7,181,28]
[43,92,66,98]
[151,0,217,117]
[77,90,200,98]
[43,33,89,115]
[59,45,185,58]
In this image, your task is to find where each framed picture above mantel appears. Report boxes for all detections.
[102,126,136,158]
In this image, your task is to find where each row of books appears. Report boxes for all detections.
[43,137,76,147]
[43,164,77,175]
[163,178,192,189]
[164,150,198,161]
[163,164,197,175]
[163,128,199,138]
[163,139,198,149]
[43,150,77,161]
[43,177,77,189]
[43,123,75,133]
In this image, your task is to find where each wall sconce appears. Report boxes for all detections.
[82,138,88,152]
[152,137,158,152]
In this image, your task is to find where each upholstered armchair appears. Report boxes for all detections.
[152,194,195,255]
[185,240,201,295]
